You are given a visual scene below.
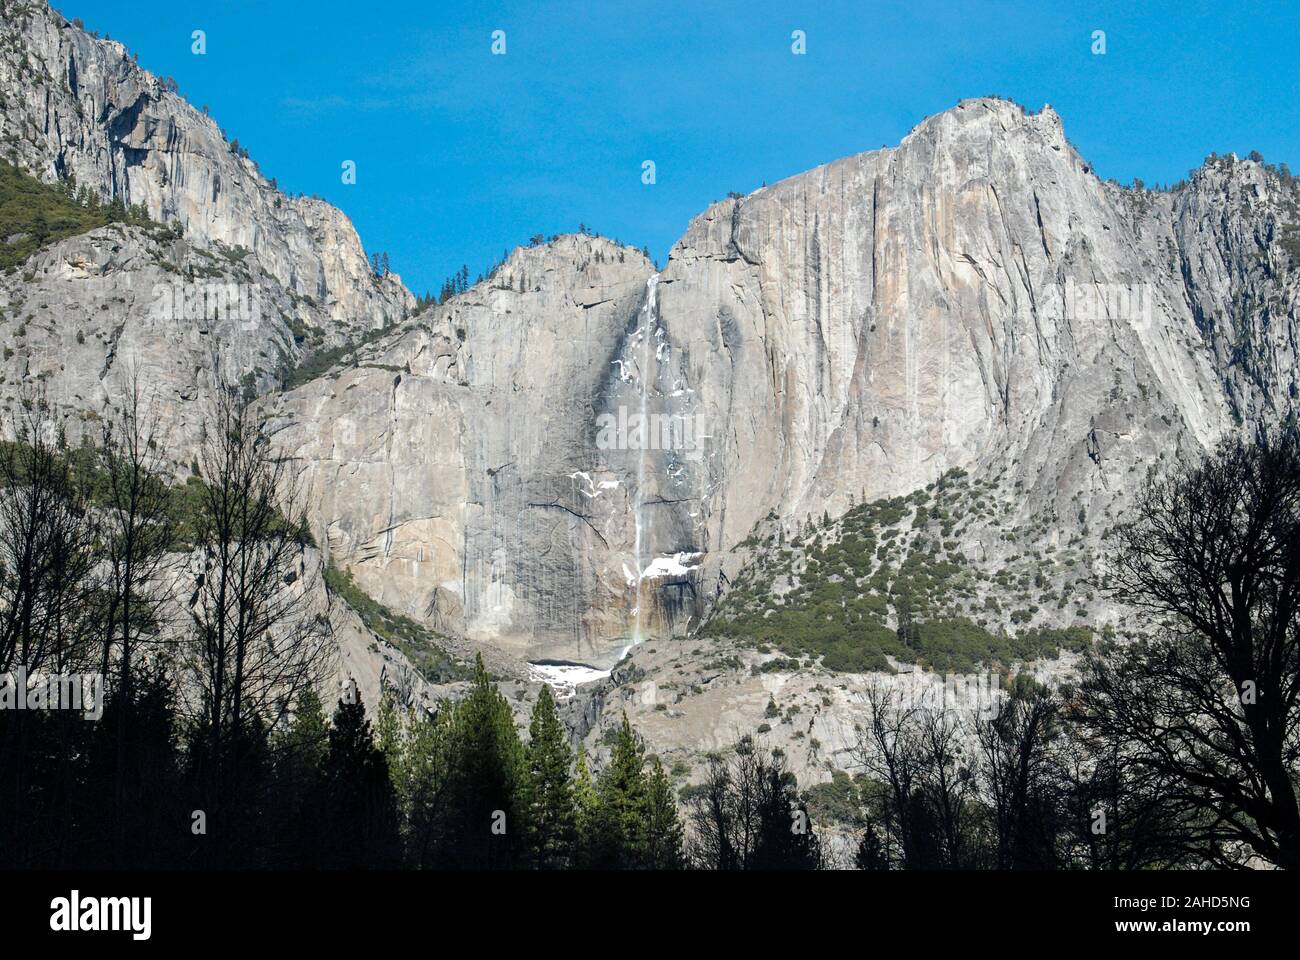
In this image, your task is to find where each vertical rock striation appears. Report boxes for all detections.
[3,2,1298,671]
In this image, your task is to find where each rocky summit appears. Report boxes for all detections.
[271,96,1299,678]
[3,2,1299,774]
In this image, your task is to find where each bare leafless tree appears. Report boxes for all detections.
[1076,425,1300,868]
[0,390,100,865]
[854,684,987,868]
[853,685,926,867]
[686,734,821,869]
[93,370,180,862]
[182,385,330,767]
[915,706,983,867]
[0,390,99,677]
[685,752,738,870]
[98,369,176,700]
[974,679,1066,869]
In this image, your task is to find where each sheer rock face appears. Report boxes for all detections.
[269,235,661,666]
[0,4,421,698]
[4,1,1299,674]
[2,223,327,459]
[0,2,412,455]
[1172,159,1300,426]
[275,100,1300,667]
[662,101,1223,560]
[0,2,411,330]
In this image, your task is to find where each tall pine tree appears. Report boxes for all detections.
[641,756,685,869]
[750,762,822,870]
[435,654,526,868]
[522,685,577,868]
[589,713,648,868]
[322,692,401,868]
[273,687,329,866]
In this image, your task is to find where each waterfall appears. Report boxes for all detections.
[625,273,659,656]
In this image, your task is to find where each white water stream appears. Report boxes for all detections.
[624,273,660,658]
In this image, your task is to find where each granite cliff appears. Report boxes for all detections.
[3,3,1300,731]
[272,100,1300,673]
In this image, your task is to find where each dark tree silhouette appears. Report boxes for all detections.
[687,734,822,869]
[96,372,176,863]
[974,678,1068,869]
[0,391,98,679]
[321,692,400,868]
[1077,425,1300,868]
[521,685,577,868]
[0,393,99,867]
[181,385,331,849]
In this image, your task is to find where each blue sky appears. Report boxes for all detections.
[55,0,1300,298]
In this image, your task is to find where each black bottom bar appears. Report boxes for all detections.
[2,868,1289,946]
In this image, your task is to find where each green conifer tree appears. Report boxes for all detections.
[374,689,402,760]
[281,687,328,773]
[437,654,526,868]
[855,821,888,870]
[272,688,330,866]
[641,756,685,868]
[323,693,400,867]
[751,766,822,870]
[395,705,448,868]
[522,685,577,868]
[572,745,599,865]
[590,713,648,868]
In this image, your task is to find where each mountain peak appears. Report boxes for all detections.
[0,0,411,328]
[899,97,1069,152]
